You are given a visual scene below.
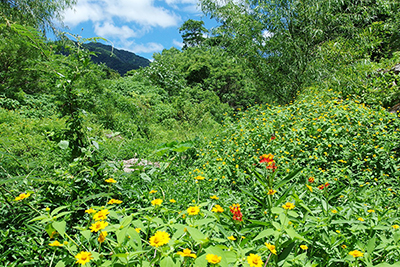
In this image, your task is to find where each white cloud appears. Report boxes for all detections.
[173,39,184,48]
[94,22,137,39]
[131,42,164,54]
[104,0,179,27]
[63,0,181,29]
[63,0,104,26]
[165,0,198,4]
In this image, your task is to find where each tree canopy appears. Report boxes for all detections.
[0,0,76,32]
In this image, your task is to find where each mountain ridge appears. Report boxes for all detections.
[83,42,151,76]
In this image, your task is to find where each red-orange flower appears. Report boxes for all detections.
[230,204,243,221]
[259,154,277,171]
[318,182,330,190]
[308,177,315,183]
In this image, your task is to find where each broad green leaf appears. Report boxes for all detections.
[92,140,99,149]
[254,229,276,241]
[50,206,69,217]
[285,228,309,243]
[194,218,216,227]
[120,215,133,228]
[116,228,129,245]
[55,261,65,267]
[58,140,69,149]
[194,254,207,267]
[367,237,375,254]
[52,221,67,237]
[80,230,91,242]
[127,227,142,250]
[186,226,207,244]
[28,215,48,223]
[160,256,180,267]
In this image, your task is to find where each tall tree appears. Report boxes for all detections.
[200,0,400,103]
[179,19,208,49]
[0,0,76,33]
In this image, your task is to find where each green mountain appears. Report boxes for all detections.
[83,42,151,76]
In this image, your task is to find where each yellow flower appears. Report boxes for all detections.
[367,209,375,213]
[169,199,176,203]
[306,184,313,192]
[135,228,141,233]
[331,209,338,214]
[93,209,109,221]
[300,245,308,250]
[187,206,200,215]
[247,253,263,267]
[149,231,170,247]
[98,231,107,243]
[211,204,224,213]
[223,234,235,241]
[195,176,205,180]
[176,248,197,258]
[151,199,163,206]
[75,251,93,265]
[107,199,122,204]
[149,190,157,194]
[90,221,108,232]
[349,250,364,258]
[210,195,219,200]
[267,189,277,195]
[265,242,277,255]
[392,225,399,229]
[15,193,30,201]
[85,208,96,214]
[358,217,364,222]
[49,240,63,247]
[336,230,341,233]
[282,202,295,210]
[341,244,347,249]
[206,254,221,264]
[105,178,117,183]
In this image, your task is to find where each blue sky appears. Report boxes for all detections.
[60,0,218,60]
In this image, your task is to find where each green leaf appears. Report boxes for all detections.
[50,206,69,217]
[58,140,69,150]
[240,188,264,206]
[160,256,180,267]
[55,261,65,267]
[194,254,207,267]
[253,229,276,241]
[194,218,216,227]
[120,215,133,228]
[367,237,376,254]
[275,169,301,189]
[186,226,207,244]
[80,230,91,242]
[116,228,128,245]
[285,228,309,243]
[92,140,99,150]
[28,215,49,223]
[52,221,67,237]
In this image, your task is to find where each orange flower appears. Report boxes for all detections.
[229,204,243,221]
[259,154,277,170]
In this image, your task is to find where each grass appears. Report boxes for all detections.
[2,87,399,266]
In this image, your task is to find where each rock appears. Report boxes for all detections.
[120,158,160,172]
[389,103,400,114]
[391,63,400,75]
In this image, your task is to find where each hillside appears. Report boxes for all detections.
[83,42,151,76]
